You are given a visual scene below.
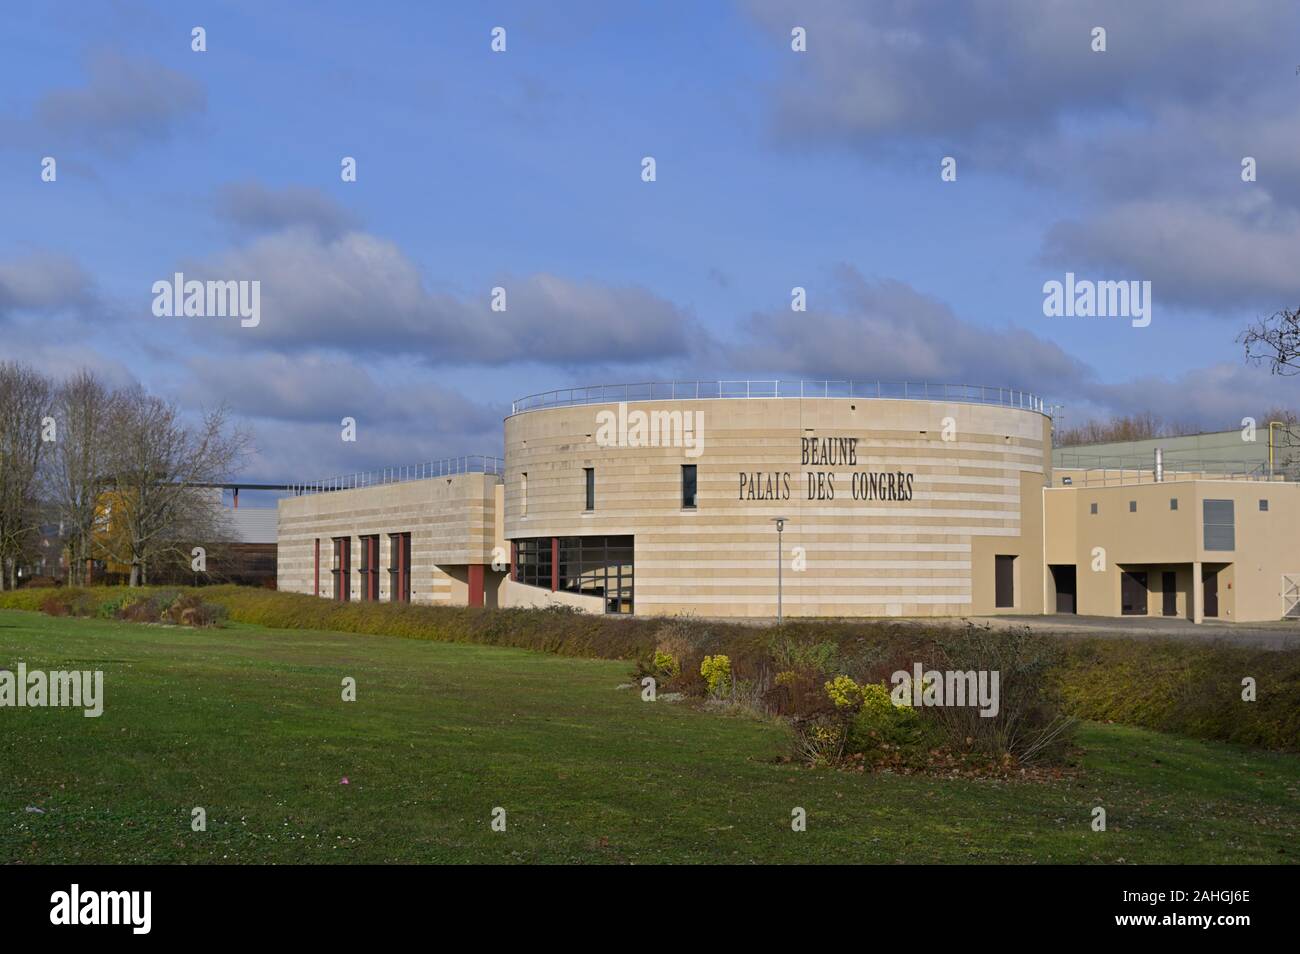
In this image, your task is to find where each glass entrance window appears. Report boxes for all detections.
[513,535,634,614]
[558,535,633,614]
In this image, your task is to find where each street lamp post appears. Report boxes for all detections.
[770,517,787,625]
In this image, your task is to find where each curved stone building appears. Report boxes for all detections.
[503,382,1050,617]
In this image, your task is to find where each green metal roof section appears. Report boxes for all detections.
[1053,427,1300,479]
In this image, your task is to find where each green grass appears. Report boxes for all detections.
[1,609,1296,864]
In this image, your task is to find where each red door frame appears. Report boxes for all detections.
[333,537,351,601]
[468,564,485,607]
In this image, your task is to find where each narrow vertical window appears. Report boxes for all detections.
[584,467,595,511]
[682,464,697,509]
[332,537,351,601]
[388,532,411,602]
[520,472,528,516]
[359,535,379,601]
[995,555,1016,609]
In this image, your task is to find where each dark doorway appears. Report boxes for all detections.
[995,555,1016,609]
[1162,571,1177,617]
[1051,565,1077,614]
[1121,570,1148,615]
[1203,567,1219,617]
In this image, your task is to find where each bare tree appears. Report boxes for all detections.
[98,391,250,586]
[1240,306,1300,376]
[49,370,121,585]
[1054,412,1199,448]
[0,363,54,589]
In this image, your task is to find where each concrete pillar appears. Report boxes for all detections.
[1192,560,1203,624]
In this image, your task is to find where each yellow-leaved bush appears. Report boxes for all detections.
[653,650,680,679]
[700,654,732,695]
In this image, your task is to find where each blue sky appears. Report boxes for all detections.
[3,0,1300,489]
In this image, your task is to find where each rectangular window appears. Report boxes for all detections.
[331,537,351,601]
[513,537,552,589]
[1170,498,1178,510]
[1260,499,1269,512]
[1129,501,1137,513]
[520,472,528,516]
[556,534,634,614]
[682,464,697,509]
[1090,502,1098,515]
[584,467,595,511]
[359,535,380,601]
[388,533,411,603]
[1203,499,1235,551]
[994,555,1015,609]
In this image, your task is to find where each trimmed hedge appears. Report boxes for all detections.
[1,586,1296,751]
[1055,638,1300,752]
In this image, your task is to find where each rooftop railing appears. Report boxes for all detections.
[288,455,504,496]
[511,380,1045,415]
[1053,452,1298,485]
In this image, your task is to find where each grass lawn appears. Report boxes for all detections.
[1,608,1296,864]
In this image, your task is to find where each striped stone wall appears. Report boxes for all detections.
[276,473,503,604]
[503,397,1051,617]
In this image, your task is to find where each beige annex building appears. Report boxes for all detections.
[277,381,1300,624]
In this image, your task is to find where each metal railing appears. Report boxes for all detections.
[288,455,504,496]
[1052,453,1295,486]
[511,380,1044,415]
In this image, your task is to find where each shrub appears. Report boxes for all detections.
[1056,638,1300,752]
[40,594,70,616]
[652,650,680,679]
[768,667,828,717]
[96,595,135,620]
[771,634,839,675]
[68,592,100,618]
[790,713,850,768]
[165,593,227,627]
[824,674,863,709]
[4,588,61,612]
[926,624,1076,764]
[848,684,929,765]
[700,655,732,697]
[153,589,182,613]
[120,597,164,624]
